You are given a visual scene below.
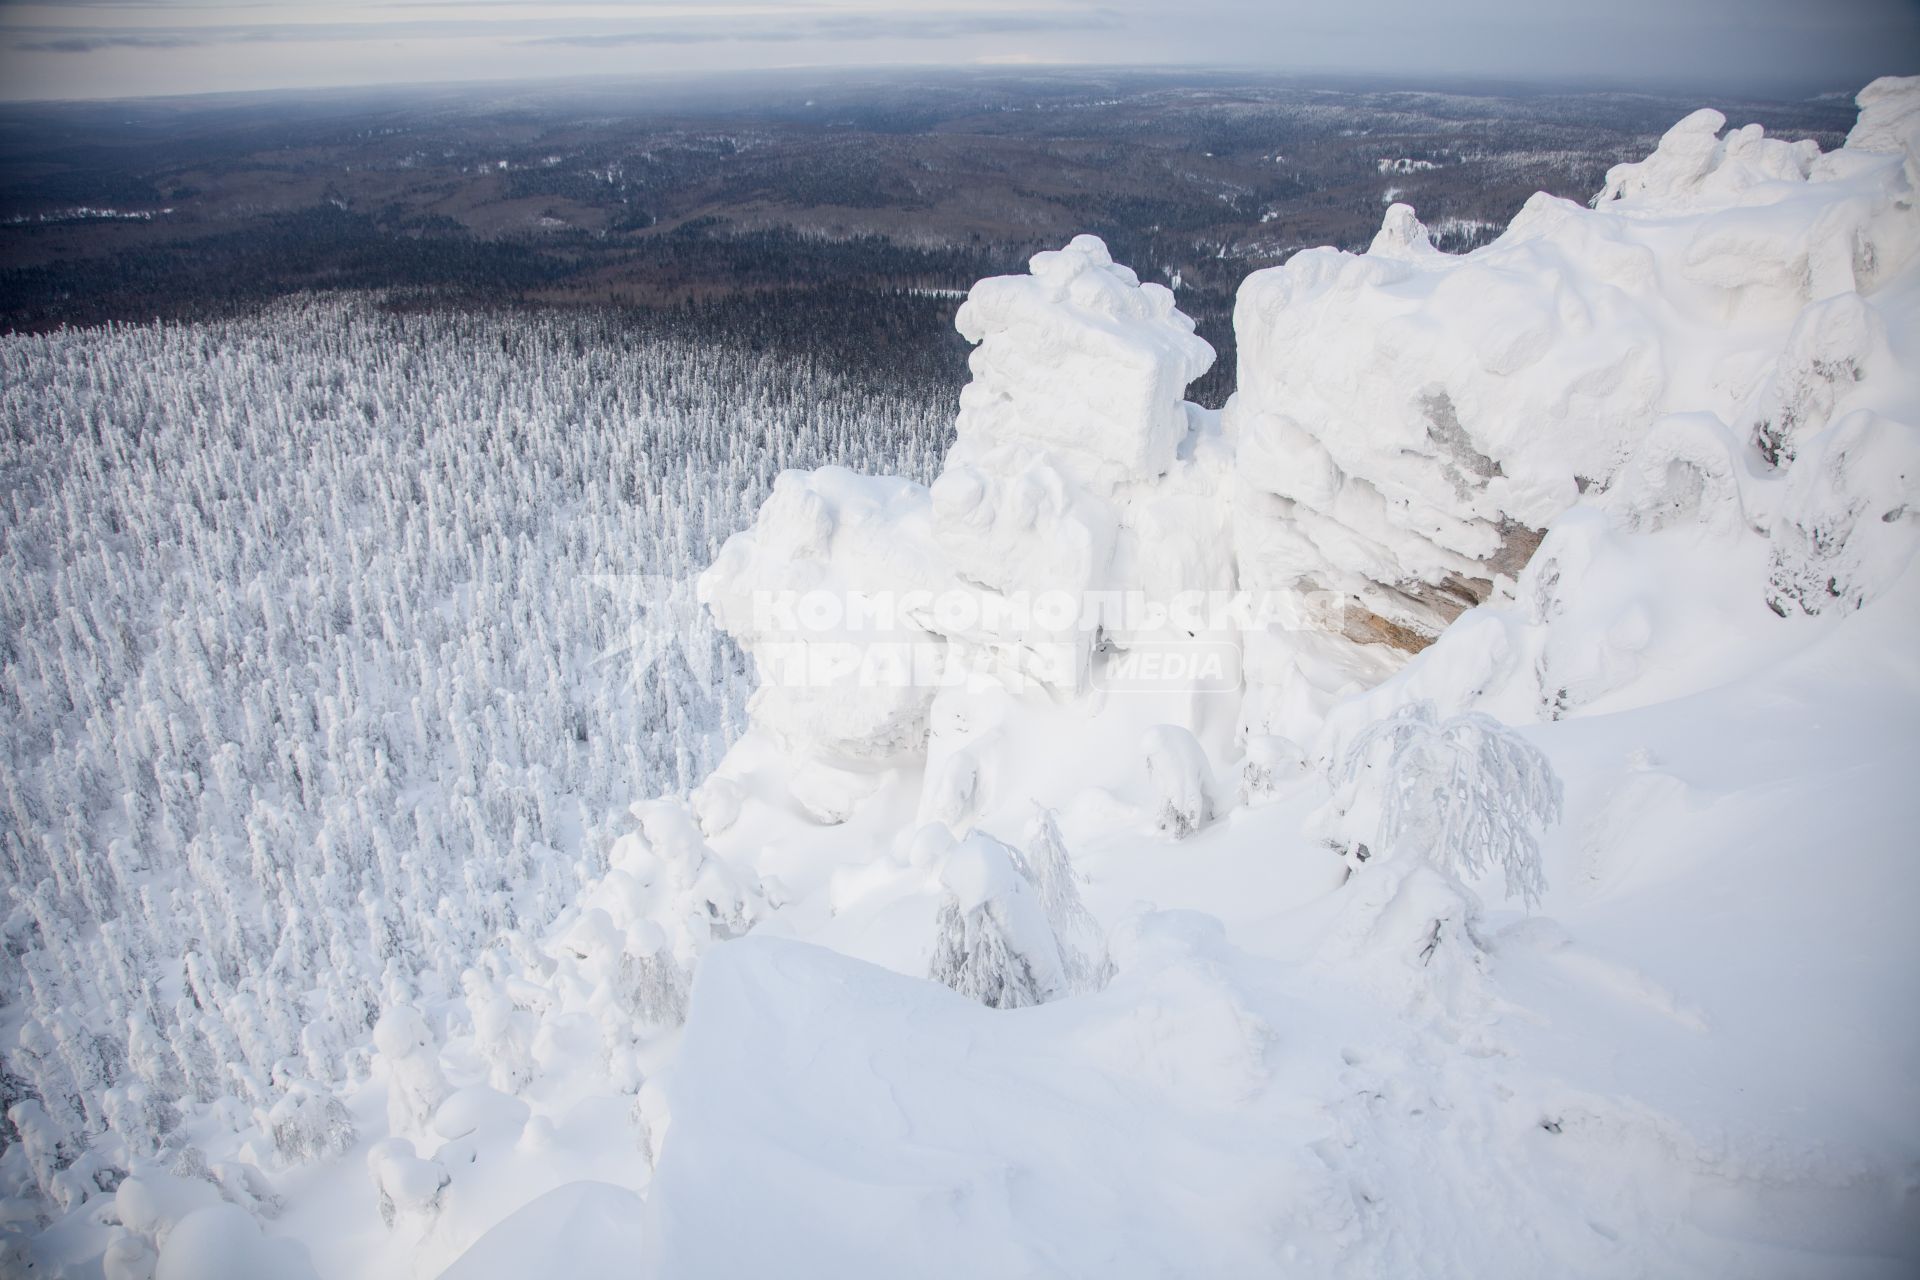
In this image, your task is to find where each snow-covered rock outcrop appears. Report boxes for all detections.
[1227,75,1920,676]
[699,468,954,764]
[698,231,1236,793]
[638,76,1920,1280]
[948,233,1214,485]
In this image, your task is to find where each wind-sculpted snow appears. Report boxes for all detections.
[1299,81,1920,742]
[9,79,1920,1280]
[1229,75,1920,663]
[951,233,1214,486]
[936,236,1234,688]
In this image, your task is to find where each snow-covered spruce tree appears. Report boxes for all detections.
[1017,810,1112,995]
[370,1003,448,1137]
[925,749,983,834]
[265,1077,356,1168]
[1307,704,1559,983]
[928,833,1070,1010]
[614,923,693,1033]
[1320,701,1562,908]
[365,1137,450,1231]
[1240,735,1307,805]
[459,967,535,1096]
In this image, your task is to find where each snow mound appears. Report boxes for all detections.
[639,932,1314,1279]
[153,1204,319,1280]
[436,1182,645,1280]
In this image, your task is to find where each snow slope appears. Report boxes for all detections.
[8,78,1920,1280]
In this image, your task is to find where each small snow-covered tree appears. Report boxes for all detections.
[614,925,692,1033]
[928,834,1068,1010]
[924,749,982,834]
[1240,734,1306,805]
[365,1137,450,1230]
[370,1004,447,1137]
[1142,724,1212,839]
[1016,810,1112,995]
[459,968,535,1094]
[1322,701,1561,908]
[7,1099,78,1206]
[100,1228,156,1280]
[265,1079,355,1167]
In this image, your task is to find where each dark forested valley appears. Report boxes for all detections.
[0,70,1854,406]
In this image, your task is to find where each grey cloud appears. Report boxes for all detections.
[1,0,1911,100]
[525,10,1123,49]
[15,32,207,51]
[6,7,1123,56]
[9,18,595,49]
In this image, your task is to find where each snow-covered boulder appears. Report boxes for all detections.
[951,233,1214,485]
[152,1204,318,1280]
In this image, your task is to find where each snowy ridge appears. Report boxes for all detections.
[7,79,1920,1279]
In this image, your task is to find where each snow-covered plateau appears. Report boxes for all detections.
[6,77,1920,1278]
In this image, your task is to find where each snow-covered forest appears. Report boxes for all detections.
[0,300,950,1251]
[4,75,1920,1280]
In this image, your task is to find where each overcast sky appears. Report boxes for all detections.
[0,0,1913,102]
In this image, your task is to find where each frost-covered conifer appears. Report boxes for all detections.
[460,967,535,1094]
[928,834,1069,1009]
[365,1137,450,1230]
[615,923,692,1032]
[1320,701,1562,907]
[265,1079,356,1167]
[1017,810,1112,995]
[370,1003,448,1136]
[1240,735,1307,805]
[926,749,982,833]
